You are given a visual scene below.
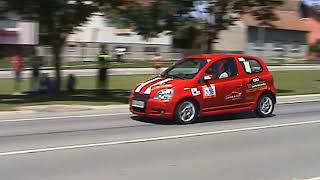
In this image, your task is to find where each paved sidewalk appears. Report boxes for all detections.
[0,65,320,78]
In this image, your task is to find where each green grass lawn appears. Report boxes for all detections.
[272,71,320,95]
[0,71,319,110]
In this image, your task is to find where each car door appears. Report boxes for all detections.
[237,57,268,103]
[199,57,245,112]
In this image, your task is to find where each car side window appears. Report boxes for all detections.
[238,57,263,74]
[206,58,238,80]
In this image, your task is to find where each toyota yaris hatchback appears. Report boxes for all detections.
[129,54,276,124]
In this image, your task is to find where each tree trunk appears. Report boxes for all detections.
[207,35,213,54]
[206,30,217,54]
[53,47,62,92]
[52,35,66,93]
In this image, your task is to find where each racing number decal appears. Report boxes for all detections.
[202,84,216,99]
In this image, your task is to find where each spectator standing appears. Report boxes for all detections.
[29,48,42,92]
[115,47,126,63]
[97,45,112,90]
[66,74,76,92]
[11,52,24,94]
[153,53,163,75]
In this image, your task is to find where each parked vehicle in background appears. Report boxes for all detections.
[129,54,277,124]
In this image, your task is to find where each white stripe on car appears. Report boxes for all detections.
[135,77,161,93]
[144,79,173,95]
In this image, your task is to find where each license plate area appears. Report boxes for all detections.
[132,100,145,108]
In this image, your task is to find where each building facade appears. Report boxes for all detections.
[57,14,182,61]
[0,13,39,56]
[215,11,309,61]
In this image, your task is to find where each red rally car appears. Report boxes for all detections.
[129,54,276,124]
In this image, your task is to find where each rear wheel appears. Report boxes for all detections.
[175,100,199,124]
[255,94,275,118]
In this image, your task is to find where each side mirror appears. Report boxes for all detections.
[204,75,213,81]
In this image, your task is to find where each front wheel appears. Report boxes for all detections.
[175,100,199,124]
[255,94,275,118]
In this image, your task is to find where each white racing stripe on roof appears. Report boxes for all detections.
[135,77,161,93]
[144,78,173,94]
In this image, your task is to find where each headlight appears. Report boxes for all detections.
[154,89,174,101]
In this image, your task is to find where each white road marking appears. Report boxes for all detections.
[295,177,320,180]
[0,113,130,123]
[1,119,320,156]
[278,99,320,104]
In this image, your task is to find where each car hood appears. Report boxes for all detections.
[134,77,189,95]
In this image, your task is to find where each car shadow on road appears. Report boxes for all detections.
[131,116,176,125]
[131,111,276,125]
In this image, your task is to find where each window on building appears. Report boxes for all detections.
[291,42,301,52]
[206,58,238,80]
[254,41,264,48]
[238,57,263,74]
[274,41,284,51]
[115,29,133,36]
[144,47,159,53]
[67,44,77,52]
[114,46,130,54]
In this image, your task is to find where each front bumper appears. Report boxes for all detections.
[129,93,176,119]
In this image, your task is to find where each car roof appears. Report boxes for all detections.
[186,54,261,61]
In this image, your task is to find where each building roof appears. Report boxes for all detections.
[302,17,320,44]
[241,11,309,32]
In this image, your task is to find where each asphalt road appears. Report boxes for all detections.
[0,101,320,180]
[1,65,320,78]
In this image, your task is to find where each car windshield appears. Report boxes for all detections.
[161,59,208,79]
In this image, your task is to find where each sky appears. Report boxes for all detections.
[303,0,320,6]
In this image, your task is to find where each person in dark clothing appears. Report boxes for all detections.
[67,74,76,92]
[29,47,42,92]
[97,45,112,89]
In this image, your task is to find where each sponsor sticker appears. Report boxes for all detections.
[246,78,267,92]
[191,88,201,96]
[225,91,242,101]
[202,84,216,98]
[252,77,260,83]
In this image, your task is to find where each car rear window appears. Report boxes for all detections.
[238,57,263,74]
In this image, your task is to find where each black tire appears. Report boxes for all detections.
[175,100,199,124]
[255,94,275,118]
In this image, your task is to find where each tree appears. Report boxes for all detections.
[0,0,7,13]
[109,0,283,53]
[3,0,123,92]
[106,0,197,40]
